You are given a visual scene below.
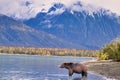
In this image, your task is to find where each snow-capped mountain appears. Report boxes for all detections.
[0,1,120,49]
[1,0,119,20]
[24,2,120,49]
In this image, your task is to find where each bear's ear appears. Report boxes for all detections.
[64,62,68,65]
[68,62,73,65]
[65,62,73,66]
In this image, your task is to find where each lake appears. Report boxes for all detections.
[0,54,107,80]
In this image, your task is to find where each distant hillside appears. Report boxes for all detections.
[0,14,85,48]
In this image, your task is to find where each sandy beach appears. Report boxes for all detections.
[84,60,120,80]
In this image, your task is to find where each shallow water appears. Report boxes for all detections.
[0,54,107,80]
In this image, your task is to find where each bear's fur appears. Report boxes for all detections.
[59,62,87,80]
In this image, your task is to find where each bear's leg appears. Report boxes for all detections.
[81,71,87,80]
[69,69,73,80]
[69,76,72,80]
[82,71,87,77]
[69,73,73,80]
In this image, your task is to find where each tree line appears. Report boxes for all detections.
[0,46,98,57]
[1,37,120,60]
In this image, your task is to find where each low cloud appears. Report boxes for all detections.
[0,0,120,19]
[81,0,120,16]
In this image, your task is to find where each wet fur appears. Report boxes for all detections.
[60,62,87,79]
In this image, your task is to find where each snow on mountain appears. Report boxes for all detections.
[0,0,119,19]
[1,1,120,49]
[48,2,99,16]
[24,2,120,49]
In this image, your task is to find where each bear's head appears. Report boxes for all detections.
[59,62,73,69]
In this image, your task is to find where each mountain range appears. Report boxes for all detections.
[0,14,84,48]
[0,1,120,49]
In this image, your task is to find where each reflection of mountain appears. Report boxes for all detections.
[24,3,120,49]
[0,14,85,48]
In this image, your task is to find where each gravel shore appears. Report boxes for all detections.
[84,60,120,80]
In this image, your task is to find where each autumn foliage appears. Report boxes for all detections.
[99,38,120,61]
[0,46,98,57]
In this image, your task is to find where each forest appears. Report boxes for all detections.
[0,38,120,61]
[0,46,98,57]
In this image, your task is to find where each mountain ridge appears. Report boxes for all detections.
[0,14,87,49]
[0,1,120,49]
[24,2,120,49]
[1,1,120,20]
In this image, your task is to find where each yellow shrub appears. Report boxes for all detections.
[99,53,108,60]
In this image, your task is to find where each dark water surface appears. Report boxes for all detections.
[0,54,107,80]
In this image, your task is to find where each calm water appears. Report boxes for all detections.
[0,54,107,80]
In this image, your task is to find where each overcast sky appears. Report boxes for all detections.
[0,0,120,19]
[82,0,120,15]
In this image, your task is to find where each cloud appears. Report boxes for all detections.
[0,0,49,19]
[0,0,120,19]
[81,0,120,16]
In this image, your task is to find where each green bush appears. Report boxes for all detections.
[99,38,120,61]
[98,53,108,60]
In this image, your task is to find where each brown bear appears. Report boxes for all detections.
[59,62,87,80]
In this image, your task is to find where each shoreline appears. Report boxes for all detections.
[0,53,95,58]
[84,60,120,80]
